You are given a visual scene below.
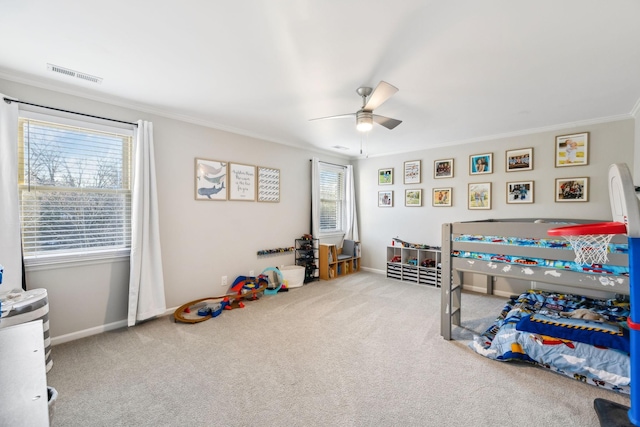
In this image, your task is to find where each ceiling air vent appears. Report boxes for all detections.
[47,63,103,84]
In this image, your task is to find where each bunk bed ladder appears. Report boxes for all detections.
[441,223,461,340]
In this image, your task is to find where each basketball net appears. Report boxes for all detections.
[563,233,614,266]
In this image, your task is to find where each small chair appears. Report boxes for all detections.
[338,239,356,260]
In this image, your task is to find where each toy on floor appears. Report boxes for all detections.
[229,274,269,300]
[174,267,289,323]
[174,297,227,323]
[262,267,285,295]
[174,279,262,323]
[548,163,640,425]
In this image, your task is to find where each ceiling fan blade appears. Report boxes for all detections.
[373,114,402,130]
[309,113,355,122]
[363,81,399,112]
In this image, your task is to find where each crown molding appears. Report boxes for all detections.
[1,70,635,163]
[359,113,633,159]
[0,71,341,155]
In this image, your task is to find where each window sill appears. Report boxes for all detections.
[24,250,130,272]
[319,232,345,238]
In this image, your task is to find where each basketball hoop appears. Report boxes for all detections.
[547,222,627,266]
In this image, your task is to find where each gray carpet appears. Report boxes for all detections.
[46,272,631,426]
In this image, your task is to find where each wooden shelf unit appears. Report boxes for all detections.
[386,245,441,287]
[319,243,361,280]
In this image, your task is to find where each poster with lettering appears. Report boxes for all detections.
[229,163,256,201]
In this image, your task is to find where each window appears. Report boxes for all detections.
[319,163,346,234]
[17,113,134,264]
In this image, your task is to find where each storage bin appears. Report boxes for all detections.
[280,265,305,288]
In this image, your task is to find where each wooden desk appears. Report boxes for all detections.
[0,320,50,426]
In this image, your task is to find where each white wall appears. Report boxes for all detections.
[354,119,635,273]
[0,78,347,342]
[2,77,636,342]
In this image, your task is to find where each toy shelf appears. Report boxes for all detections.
[386,245,441,287]
[319,243,361,280]
[295,238,319,283]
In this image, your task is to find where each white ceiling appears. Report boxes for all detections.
[1,1,639,158]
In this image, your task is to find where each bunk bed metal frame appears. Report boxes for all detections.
[440,163,640,426]
[439,218,630,341]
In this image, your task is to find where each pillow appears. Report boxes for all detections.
[516,313,629,353]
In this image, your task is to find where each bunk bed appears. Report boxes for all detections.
[440,218,631,393]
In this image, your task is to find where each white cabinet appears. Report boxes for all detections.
[0,320,50,427]
[386,245,441,287]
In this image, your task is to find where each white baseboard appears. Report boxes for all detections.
[361,266,385,275]
[52,307,179,345]
[51,319,128,345]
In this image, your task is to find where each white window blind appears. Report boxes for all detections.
[18,116,133,262]
[319,163,346,233]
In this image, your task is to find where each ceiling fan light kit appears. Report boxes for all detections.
[356,111,373,132]
[310,80,402,132]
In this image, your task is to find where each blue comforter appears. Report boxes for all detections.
[470,290,631,393]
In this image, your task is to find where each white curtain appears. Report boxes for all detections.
[0,95,22,291]
[310,158,359,241]
[344,164,359,241]
[128,120,166,326]
[311,157,320,238]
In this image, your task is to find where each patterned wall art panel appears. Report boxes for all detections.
[257,166,280,202]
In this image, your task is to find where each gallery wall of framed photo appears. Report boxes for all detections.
[376,130,595,210]
[360,117,632,274]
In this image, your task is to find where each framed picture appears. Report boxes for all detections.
[257,166,280,202]
[469,153,492,175]
[403,160,421,184]
[405,189,422,207]
[229,162,256,201]
[506,148,533,172]
[378,190,393,207]
[506,181,534,204]
[555,132,589,167]
[195,158,227,201]
[434,159,454,179]
[555,177,589,202]
[468,182,491,210]
[378,168,393,185]
[432,187,452,207]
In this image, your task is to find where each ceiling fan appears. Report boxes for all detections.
[310,81,402,132]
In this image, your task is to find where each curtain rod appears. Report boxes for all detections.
[309,159,348,168]
[3,97,138,127]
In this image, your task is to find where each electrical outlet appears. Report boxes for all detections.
[249,270,255,277]
[221,276,227,286]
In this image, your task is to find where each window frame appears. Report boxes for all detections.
[17,108,135,268]
[318,162,347,236]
